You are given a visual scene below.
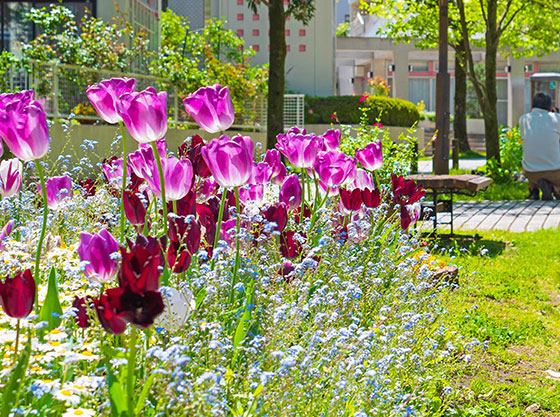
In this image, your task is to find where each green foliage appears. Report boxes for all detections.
[247,0,316,24]
[336,22,350,37]
[150,11,268,122]
[339,107,418,179]
[485,127,523,183]
[23,4,149,71]
[305,95,420,127]
[0,51,22,92]
[1,338,32,417]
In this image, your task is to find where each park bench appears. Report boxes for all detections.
[405,174,492,235]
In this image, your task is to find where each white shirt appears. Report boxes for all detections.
[519,108,560,172]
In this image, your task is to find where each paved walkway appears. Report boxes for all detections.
[430,200,560,232]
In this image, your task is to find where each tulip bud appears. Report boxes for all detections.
[0,269,35,318]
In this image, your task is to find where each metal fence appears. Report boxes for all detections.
[4,61,305,131]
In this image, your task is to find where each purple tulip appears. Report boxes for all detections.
[313,151,356,189]
[201,135,254,188]
[102,157,129,189]
[249,162,272,185]
[276,130,322,169]
[117,87,167,144]
[239,183,264,203]
[356,142,383,171]
[279,174,302,210]
[78,229,120,283]
[0,92,50,161]
[129,146,193,201]
[263,149,287,185]
[183,84,235,133]
[321,129,340,151]
[87,78,136,124]
[40,176,73,210]
[0,158,22,198]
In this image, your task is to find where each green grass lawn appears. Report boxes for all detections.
[435,229,560,416]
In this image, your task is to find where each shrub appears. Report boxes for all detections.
[306,95,420,127]
[485,127,523,183]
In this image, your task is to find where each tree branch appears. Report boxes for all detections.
[498,3,526,36]
[479,0,488,25]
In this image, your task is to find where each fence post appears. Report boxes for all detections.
[52,63,59,121]
[173,86,178,124]
[452,138,459,170]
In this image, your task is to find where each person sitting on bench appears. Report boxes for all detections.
[519,92,560,200]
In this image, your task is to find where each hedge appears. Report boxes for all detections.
[305,95,420,127]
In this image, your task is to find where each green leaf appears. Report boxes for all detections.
[135,373,158,415]
[1,336,32,417]
[105,359,129,417]
[39,267,63,331]
[161,265,170,287]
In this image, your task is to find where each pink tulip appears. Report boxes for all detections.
[78,229,120,283]
[0,158,22,198]
[40,176,73,210]
[0,92,50,161]
[183,84,235,133]
[353,168,374,190]
[117,87,167,144]
[102,157,129,189]
[201,135,254,188]
[263,149,287,185]
[129,146,193,201]
[356,142,383,171]
[276,129,322,169]
[279,174,302,210]
[313,151,356,189]
[87,78,136,124]
[0,220,15,251]
[321,129,340,151]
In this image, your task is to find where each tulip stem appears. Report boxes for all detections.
[150,141,168,240]
[211,191,228,268]
[14,318,20,359]
[373,170,381,190]
[119,122,128,244]
[127,326,137,417]
[34,160,48,308]
[229,186,241,304]
[300,169,305,223]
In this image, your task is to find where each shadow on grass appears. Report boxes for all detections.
[427,234,507,257]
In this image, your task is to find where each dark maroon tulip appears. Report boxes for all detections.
[179,135,211,178]
[167,188,196,216]
[168,216,202,246]
[340,188,362,212]
[279,261,295,282]
[0,269,35,318]
[119,236,163,293]
[293,204,312,225]
[94,292,127,335]
[106,287,164,329]
[362,188,382,208]
[262,203,288,232]
[79,178,96,198]
[167,241,194,273]
[123,189,148,227]
[280,230,304,259]
[391,174,425,205]
[72,296,95,328]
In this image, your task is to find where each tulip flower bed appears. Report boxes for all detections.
[0,81,482,416]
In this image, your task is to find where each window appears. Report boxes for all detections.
[237,13,244,21]
[285,29,290,36]
[237,0,243,4]
[252,13,259,20]
[299,29,306,36]
[253,45,260,52]
[298,44,306,52]
[237,29,244,36]
[252,29,259,36]
[287,45,291,52]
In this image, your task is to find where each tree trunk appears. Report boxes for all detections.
[483,0,501,163]
[266,0,286,150]
[453,46,470,152]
